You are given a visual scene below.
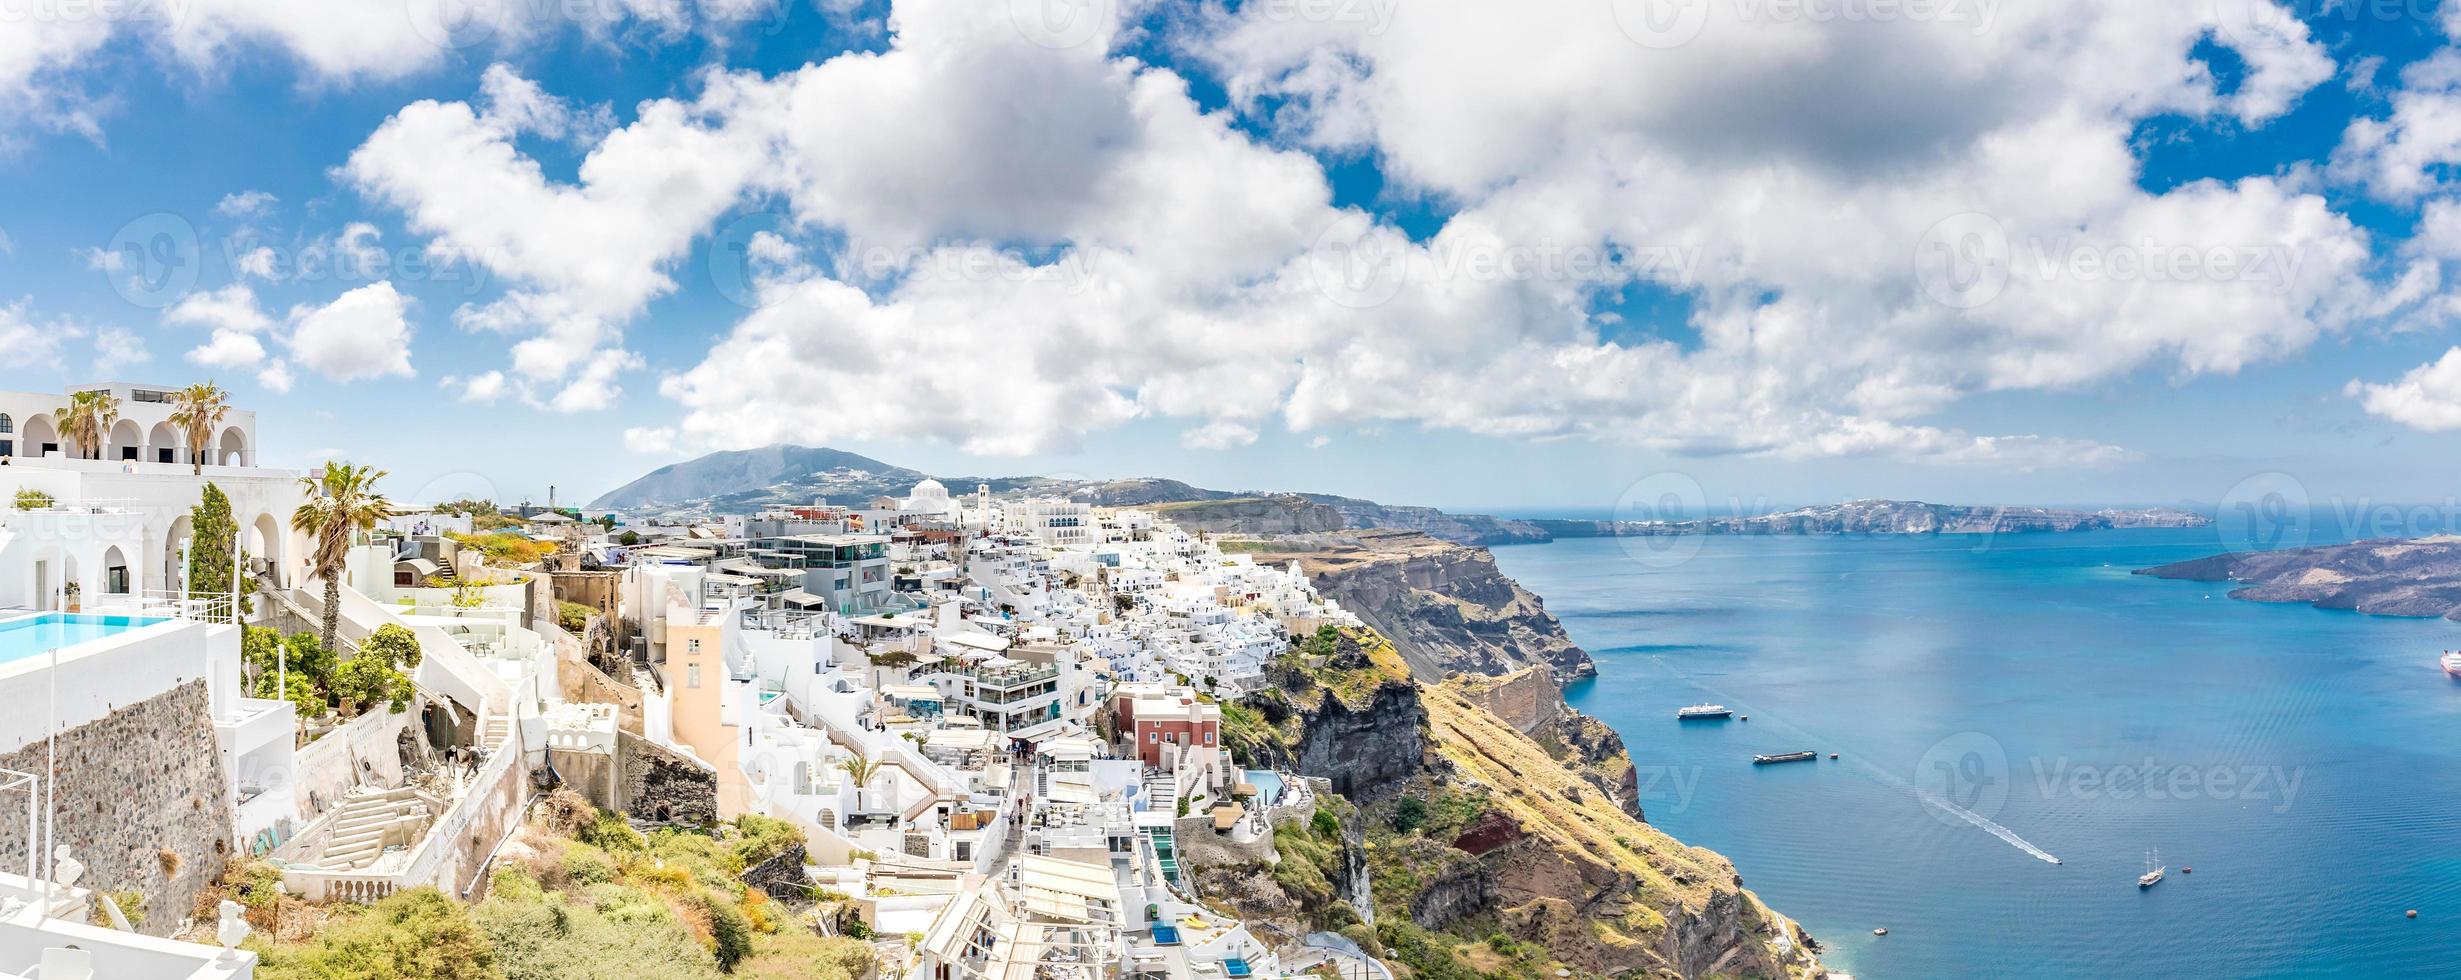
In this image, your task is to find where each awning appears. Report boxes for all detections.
[1211,803,1246,831]
[782,589,828,608]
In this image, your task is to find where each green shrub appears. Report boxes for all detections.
[1390,797,1429,833]
[730,815,805,870]
[1310,808,1341,839]
[579,811,646,855]
[11,489,53,510]
[259,887,499,980]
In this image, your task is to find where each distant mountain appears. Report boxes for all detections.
[588,446,1246,514]
[588,446,926,510]
[589,445,1548,545]
[1531,499,2210,537]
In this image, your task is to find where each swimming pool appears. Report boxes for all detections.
[1243,770,1284,807]
[0,613,168,665]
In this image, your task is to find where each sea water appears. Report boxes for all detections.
[1491,528,2461,979]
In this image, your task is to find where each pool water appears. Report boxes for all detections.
[0,614,168,664]
[1244,770,1284,806]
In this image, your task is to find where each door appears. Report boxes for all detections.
[33,561,48,611]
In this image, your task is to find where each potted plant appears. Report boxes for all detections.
[62,581,81,613]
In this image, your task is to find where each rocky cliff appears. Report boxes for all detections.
[1252,529,1595,682]
[2137,534,2461,619]
[1210,627,1825,980]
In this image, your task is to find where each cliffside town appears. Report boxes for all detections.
[0,407,1825,980]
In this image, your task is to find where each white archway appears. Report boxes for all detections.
[101,545,131,596]
[59,552,81,611]
[217,427,249,467]
[248,512,285,590]
[107,418,143,462]
[20,415,56,458]
[145,420,181,465]
[163,514,193,596]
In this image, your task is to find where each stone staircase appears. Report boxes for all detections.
[314,788,434,871]
[481,713,513,748]
[1143,770,1177,815]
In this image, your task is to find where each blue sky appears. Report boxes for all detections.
[8,1,2461,514]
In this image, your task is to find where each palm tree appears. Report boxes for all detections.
[167,383,230,474]
[52,389,120,460]
[291,462,394,657]
[838,756,883,812]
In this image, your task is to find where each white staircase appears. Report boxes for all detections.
[315,789,432,871]
[1143,771,1177,815]
[480,713,513,749]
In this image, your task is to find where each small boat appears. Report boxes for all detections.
[1828,753,1839,759]
[2442,650,2461,679]
[1872,928,1887,936]
[1754,751,1817,765]
[1677,704,1733,720]
[2138,849,2165,889]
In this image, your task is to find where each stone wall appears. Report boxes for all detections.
[0,681,233,936]
[616,731,718,825]
[1455,667,1560,737]
[557,642,645,736]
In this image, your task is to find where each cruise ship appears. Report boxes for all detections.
[1677,703,1734,719]
[2442,650,2461,679]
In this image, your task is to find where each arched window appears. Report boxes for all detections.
[0,414,12,434]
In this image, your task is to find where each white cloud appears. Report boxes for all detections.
[2351,347,2461,431]
[0,227,14,255]
[79,246,123,272]
[0,300,74,371]
[447,371,509,404]
[343,63,764,411]
[215,190,277,218]
[0,1,766,140]
[91,326,146,375]
[185,328,267,370]
[163,283,274,334]
[641,1,2371,462]
[1180,420,1260,450]
[286,281,415,382]
[258,358,295,394]
[623,426,678,453]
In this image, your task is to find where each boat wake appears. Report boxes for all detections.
[1918,793,2063,865]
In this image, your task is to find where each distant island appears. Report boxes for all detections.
[2137,535,2461,620]
[1533,499,2211,537]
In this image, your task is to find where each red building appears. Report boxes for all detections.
[1113,684,1221,769]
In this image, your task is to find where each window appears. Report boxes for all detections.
[689,638,702,652]
[1148,731,1158,743]
[1205,730,1215,745]
[955,841,972,861]
[688,663,702,688]
[0,415,11,433]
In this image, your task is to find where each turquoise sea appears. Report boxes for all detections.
[1489,527,2461,979]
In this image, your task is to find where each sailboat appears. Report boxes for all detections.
[2138,849,2165,889]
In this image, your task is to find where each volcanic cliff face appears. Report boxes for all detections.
[1254,529,1595,682]
[1211,628,1825,980]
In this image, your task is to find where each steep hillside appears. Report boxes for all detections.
[2137,534,2461,619]
[1207,627,1825,980]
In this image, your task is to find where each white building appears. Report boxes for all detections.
[0,384,258,467]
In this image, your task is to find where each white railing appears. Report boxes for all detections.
[115,589,237,624]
